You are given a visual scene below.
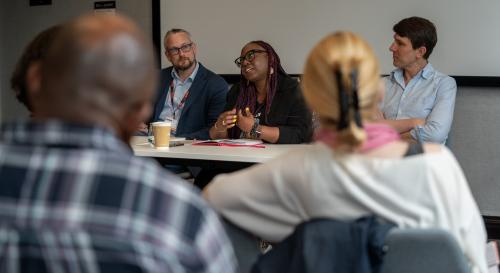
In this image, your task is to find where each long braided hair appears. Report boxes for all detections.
[229,40,287,138]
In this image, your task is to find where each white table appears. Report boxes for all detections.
[131,136,308,164]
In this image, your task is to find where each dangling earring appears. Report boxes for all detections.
[270,67,274,75]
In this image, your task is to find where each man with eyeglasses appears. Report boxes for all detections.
[147,28,228,140]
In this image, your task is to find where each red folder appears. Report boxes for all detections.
[192,139,265,148]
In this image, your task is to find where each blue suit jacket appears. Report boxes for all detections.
[150,63,228,140]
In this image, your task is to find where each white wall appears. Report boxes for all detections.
[160,0,500,76]
[0,0,151,122]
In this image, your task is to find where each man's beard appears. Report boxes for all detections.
[174,58,196,71]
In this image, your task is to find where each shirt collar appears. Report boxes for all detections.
[0,119,132,154]
[420,63,434,79]
[390,62,435,82]
[171,61,199,83]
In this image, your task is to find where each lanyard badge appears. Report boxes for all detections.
[169,81,190,120]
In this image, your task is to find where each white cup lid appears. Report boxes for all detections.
[151,121,172,126]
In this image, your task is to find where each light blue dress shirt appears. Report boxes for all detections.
[159,62,200,124]
[381,63,457,144]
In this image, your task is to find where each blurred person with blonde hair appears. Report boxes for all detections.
[204,32,487,273]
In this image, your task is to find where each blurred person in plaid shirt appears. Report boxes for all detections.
[0,13,235,273]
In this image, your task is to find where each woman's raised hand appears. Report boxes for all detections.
[237,107,255,133]
[215,109,237,131]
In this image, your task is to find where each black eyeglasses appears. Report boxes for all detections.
[234,49,267,67]
[166,43,193,55]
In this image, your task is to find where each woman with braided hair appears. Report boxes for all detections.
[204,32,487,273]
[209,40,312,144]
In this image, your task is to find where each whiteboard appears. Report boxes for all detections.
[160,0,500,77]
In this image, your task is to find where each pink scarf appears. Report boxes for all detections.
[314,123,400,153]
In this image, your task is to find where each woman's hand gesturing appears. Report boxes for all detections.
[214,109,237,131]
[237,107,255,133]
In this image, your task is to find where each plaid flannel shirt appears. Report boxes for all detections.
[0,120,236,273]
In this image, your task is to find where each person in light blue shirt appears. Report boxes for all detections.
[379,17,457,144]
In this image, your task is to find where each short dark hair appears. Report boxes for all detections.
[10,25,62,112]
[393,17,437,59]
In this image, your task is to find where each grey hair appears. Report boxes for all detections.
[164,29,193,50]
[165,28,191,39]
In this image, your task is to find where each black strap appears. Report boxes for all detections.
[335,70,349,130]
[404,141,424,157]
[350,70,362,128]
[335,70,363,131]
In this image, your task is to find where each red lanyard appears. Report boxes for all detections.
[169,81,190,119]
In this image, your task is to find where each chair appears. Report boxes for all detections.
[224,218,472,273]
[223,220,261,273]
[381,229,471,273]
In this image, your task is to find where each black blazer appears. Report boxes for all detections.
[150,63,228,139]
[225,75,312,144]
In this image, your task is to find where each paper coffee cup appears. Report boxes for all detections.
[151,121,171,149]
